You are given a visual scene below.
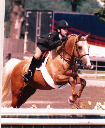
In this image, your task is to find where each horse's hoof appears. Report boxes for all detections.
[77,93,81,98]
[68,96,75,104]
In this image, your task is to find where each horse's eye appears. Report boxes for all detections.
[78,46,82,50]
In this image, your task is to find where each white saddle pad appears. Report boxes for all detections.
[36,52,68,89]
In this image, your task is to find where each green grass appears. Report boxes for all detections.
[80,70,105,74]
[82,75,105,79]
[79,70,105,79]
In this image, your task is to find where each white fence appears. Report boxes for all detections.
[1,108,105,126]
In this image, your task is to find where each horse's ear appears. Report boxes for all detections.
[85,33,90,39]
[77,34,82,41]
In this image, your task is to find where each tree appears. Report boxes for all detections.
[5,0,100,38]
[8,0,25,39]
[64,0,86,12]
[94,0,105,22]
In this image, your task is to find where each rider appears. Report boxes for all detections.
[23,20,71,83]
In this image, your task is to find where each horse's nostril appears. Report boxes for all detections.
[83,63,92,69]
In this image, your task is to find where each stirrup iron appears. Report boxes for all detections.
[22,70,32,83]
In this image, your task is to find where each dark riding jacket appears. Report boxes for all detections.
[37,32,66,53]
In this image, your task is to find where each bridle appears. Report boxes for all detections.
[57,36,89,70]
[75,42,89,60]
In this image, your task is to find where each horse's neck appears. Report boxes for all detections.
[57,37,76,59]
[66,37,76,54]
[48,37,76,64]
[46,41,76,78]
[50,49,58,59]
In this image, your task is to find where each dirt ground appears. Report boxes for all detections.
[19,79,105,109]
[2,79,105,109]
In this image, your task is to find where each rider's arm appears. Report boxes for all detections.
[48,34,68,49]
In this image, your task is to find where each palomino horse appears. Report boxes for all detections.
[2,34,91,108]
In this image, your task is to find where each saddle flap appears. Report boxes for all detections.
[37,51,49,68]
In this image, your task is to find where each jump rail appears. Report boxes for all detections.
[1,108,105,127]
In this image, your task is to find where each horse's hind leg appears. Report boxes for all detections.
[11,85,36,108]
[17,85,36,108]
[11,93,20,108]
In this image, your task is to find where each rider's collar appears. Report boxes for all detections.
[59,34,62,40]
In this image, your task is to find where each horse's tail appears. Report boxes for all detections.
[2,58,21,106]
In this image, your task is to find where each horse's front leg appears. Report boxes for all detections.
[68,76,78,103]
[76,76,86,98]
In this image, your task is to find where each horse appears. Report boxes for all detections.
[2,34,91,108]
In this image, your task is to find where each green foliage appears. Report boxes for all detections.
[25,0,72,12]
[5,0,11,21]
[5,0,100,17]
[101,0,105,2]
[64,0,86,6]
[24,0,100,13]
[78,0,100,13]
[4,21,10,38]
[4,0,101,37]
[94,8,105,22]
[64,0,87,11]
[94,0,105,22]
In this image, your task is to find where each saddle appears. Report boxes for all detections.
[37,51,49,68]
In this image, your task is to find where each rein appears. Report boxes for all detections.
[57,49,72,64]
[57,40,72,64]
[75,42,89,59]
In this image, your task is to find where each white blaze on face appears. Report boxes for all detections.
[80,41,91,68]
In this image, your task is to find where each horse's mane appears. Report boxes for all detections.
[56,34,77,53]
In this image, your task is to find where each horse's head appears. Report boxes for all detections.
[74,34,91,69]
[57,34,91,69]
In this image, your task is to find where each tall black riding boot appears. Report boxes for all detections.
[22,56,39,83]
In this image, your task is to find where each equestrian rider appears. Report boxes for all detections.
[23,20,71,83]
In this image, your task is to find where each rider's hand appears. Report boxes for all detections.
[61,36,68,42]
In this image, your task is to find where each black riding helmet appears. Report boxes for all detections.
[56,20,71,35]
[56,20,70,30]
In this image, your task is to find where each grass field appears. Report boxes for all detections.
[79,69,105,79]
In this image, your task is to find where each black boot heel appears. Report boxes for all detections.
[22,70,32,83]
[22,56,39,83]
